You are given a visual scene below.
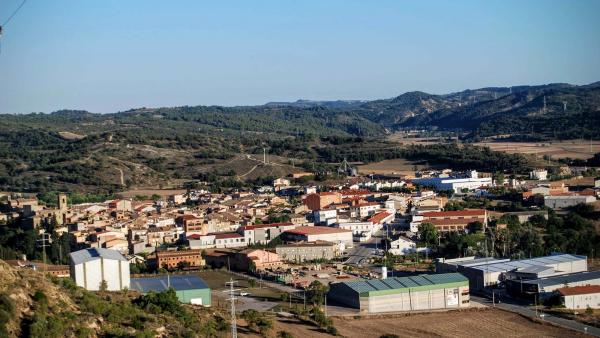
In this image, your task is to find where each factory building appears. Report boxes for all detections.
[412,175,492,193]
[130,275,211,306]
[328,273,470,313]
[558,286,600,310]
[437,254,587,290]
[506,270,600,300]
[69,248,130,291]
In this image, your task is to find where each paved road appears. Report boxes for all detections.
[471,294,600,336]
[344,230,383,265]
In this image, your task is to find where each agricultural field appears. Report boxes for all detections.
[357,158,436,176]
[474,139,600,160]
[260,308,586,338]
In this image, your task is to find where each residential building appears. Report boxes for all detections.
[276,241,338,262]
[529,169,548,181]
[303,192,342,211]
[240,222,299,245]
[156,249,203,270]
[421,209,487,233]
[282,226,353,247]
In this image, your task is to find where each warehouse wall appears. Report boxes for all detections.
[328,283,360,309]
[364,286,469,313]
[177,288,212,305]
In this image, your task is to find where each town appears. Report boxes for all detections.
[1,166,599,336]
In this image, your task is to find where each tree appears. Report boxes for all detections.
[418,222,438,247]
[241,309,273,336]
[467,221,483,233]
[176,260,190,270]
[494,172,505,185]
[307,280,329,305]
[99,280,108,292]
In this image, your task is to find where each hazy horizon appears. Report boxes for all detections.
[1,0,599,114]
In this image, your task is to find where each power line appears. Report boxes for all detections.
[0,0,27,54]
[2,0,27,27]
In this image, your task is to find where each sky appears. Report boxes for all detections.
[0,0,599,114]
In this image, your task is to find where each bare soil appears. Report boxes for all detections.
[474,139,600,160]
[261,308,586,338]
[357,158,435,176]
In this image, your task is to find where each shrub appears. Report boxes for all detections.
[278,330,294,338]
[325,325,338,336]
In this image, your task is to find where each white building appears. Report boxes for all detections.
[530,169,548,181]
[314,208,338,225]
[558,285,600,310]
[350,202,380,218]
[412,176,492,193]
[544,195,596,209]
[388,237,431,256]
[69,248,130,291]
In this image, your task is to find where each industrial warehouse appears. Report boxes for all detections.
[327,273,470,313]
[130,275,211,306]
[506,270,600,300]
[436,253,587,290]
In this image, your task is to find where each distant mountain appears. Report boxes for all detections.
[264,99,366,109]
[344,82,599,139]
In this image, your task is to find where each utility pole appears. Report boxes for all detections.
[225,279,239,338]
[37,232,50,272]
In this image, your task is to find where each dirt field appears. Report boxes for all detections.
[475,139,600,160]
[357,158,436,176]
[261,308,586,338]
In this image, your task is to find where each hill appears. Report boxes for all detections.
[1,81,597,193]
[0,260,227,337]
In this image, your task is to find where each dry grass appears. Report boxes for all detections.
[475,139,600,160]
[262,308,585,338]
[357,158,435,176]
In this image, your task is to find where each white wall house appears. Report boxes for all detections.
[69,248,130,291]
[530,169,548,181]
[314,209,337,224]
[544,195,596,209]
[388,237,431,256]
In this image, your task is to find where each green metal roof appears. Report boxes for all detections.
[341,273,468,296]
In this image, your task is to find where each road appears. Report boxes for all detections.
[344,230,383,265]
[471,294,600,336]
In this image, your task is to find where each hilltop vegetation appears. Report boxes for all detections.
[1,81,597,193]
[0,260,228,337]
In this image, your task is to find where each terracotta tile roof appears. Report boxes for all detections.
[557,285,600,296]
[368,211,392,224]
[428,218,483,226]
[211,232,244,239]
[355,202,380,207]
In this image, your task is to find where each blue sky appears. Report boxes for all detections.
[1,0,599,113]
